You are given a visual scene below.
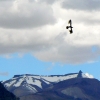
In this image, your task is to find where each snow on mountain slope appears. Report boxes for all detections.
[84,73,94,78]
[2,71,93,97]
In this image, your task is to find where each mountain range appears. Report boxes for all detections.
[2,70,100,100]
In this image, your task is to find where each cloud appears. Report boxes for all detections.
[38,0,57,4]
[3,54,12,59]
[0,72,9,76]
[34,42,100,64]
[62,0,100,11]
[0,0,56,29]
[46,63,55,71]
[0,0,100,64]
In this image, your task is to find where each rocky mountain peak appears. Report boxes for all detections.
[77,70,83,78]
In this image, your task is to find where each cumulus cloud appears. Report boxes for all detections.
[38,0,57,4]
[62,0,100,11]
[0,0,100,64]
[34,42,100,64]
[0,0,56,29]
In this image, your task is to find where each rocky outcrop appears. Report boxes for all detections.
[77,70,83,78]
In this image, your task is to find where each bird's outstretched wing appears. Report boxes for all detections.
[68,19,72,26]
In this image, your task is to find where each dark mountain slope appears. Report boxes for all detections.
[0,82,19,100]
[47,78,100,100]
[20,78,100,100]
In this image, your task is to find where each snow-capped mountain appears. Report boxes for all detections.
[2,70,93,97]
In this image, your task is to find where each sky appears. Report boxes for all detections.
[0,0,100,81]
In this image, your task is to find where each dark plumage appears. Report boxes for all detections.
[66,19,73,34]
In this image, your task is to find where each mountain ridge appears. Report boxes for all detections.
[19,78,100,100]
[2,70,96,100]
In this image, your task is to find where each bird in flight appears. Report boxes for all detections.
[66,19,73,34]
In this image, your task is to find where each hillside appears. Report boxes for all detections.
[0,82,19,100]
